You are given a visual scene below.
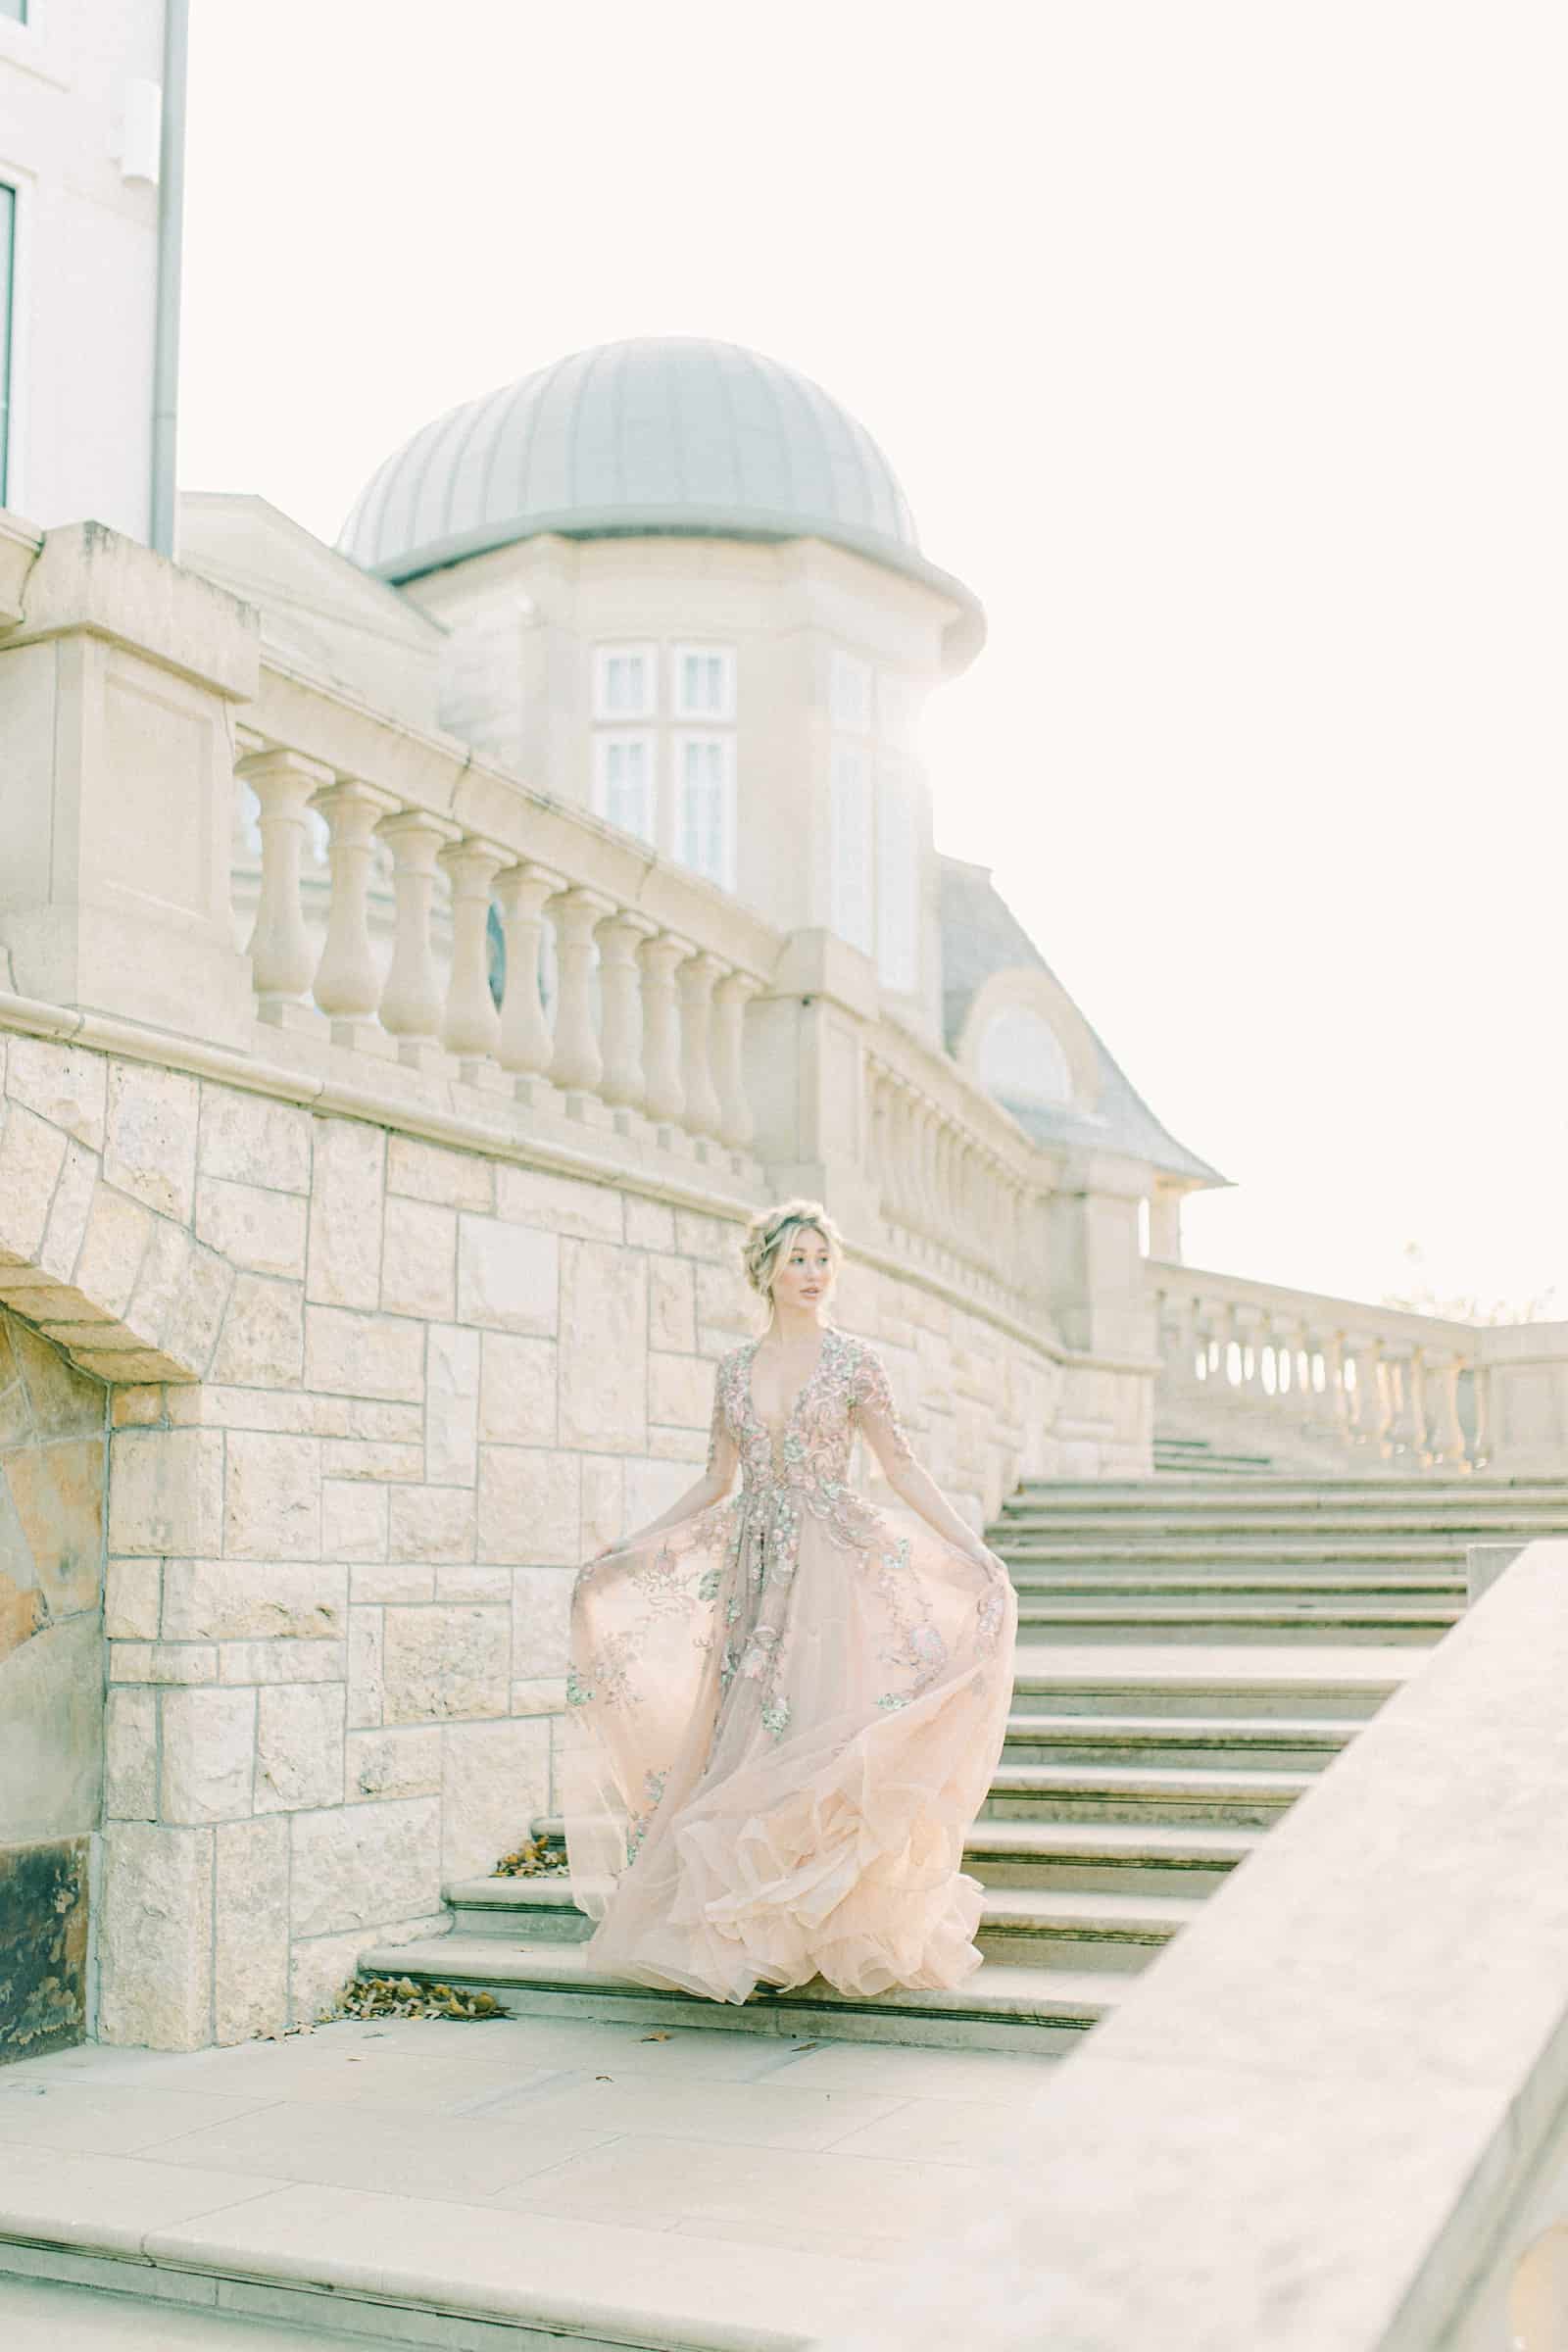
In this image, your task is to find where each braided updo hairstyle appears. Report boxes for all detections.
[741,1199,845,1318]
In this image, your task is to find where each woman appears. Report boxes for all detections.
[563,1199,1018,2005]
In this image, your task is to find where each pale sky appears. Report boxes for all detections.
[178,1,1568,1321]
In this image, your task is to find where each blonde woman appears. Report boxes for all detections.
[563,1200,1017,2004]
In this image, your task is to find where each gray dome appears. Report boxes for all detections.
[338,336,983,663]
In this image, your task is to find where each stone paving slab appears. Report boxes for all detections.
[0,2014,1060,2349]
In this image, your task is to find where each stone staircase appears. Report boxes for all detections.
[359,1468,1568,2056]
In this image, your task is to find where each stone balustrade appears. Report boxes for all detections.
[1149,1259,1484,1469]
[232,660,781,1186]
[865,1036,1053,1316]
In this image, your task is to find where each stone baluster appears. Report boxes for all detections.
[1025,1186,1052,1300]
[1384,1344,1429,1463]
[1468,1355,1491,1470]
[1318,1330,1353,1435]
[239,748,332,1028]
[596,910,657,1112]
[933,1123,954,1233]
[438,836,507,1074]
[1270,1314,1299,1402]
[1191,1300,1218,1387]
[676,952,724,1142]
[1299,1327,1328,1417]
[894,1087,920,1227]
[1346,1334,1392,1456]
[1231,1305,1265,1399]
[1207,1301,1239,1390]
[869,1077,893,1223]
[311,778,398,1046]
[375,808,459,1062]
[948,1130,969,1236]
[917,1101,942,1237]
[1423,1348,1469,1468]
[639,932,693,1130]
[493,861,564,1088]
[712,970,760,1152]
[547,887,612,1101]
[1161,1293,1200,1392]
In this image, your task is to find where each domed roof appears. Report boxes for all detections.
[338,336,983,662]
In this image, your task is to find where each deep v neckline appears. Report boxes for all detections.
[746,1330,832,1432]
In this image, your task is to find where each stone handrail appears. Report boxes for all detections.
[1148,1258,1483,1468]
[815,1540,1568,2352]
[234,656,785,1183]
[863,1019,1054,1317]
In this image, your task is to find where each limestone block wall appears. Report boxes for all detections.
[0,1314,106,2060]
[0,1018,1094,2052]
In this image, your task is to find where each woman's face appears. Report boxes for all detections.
[770,1226,836,1317]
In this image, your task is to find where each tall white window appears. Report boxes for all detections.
[877,769,919,994]
[593,732,657,845]
[593,642,656,720]
[674,734,735,889]
[829,742,874,956]
[672,643,735,720]
[831,649,872,733]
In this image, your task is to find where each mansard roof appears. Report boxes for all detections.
[938,856,1227,1187]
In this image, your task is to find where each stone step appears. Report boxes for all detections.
[1011,1595,1455,1643]
[528,1810,1265,1896]
[996,1507,1567,1536]
[1004,1570,1464,1595]
[1002,1709,1364,1770]
[962,1817,1264,1894]
[1012,1477,1568,1501]
[443,1875,1208,1973]
[1009,1653,1409,1719]
[980,1762,1312,1827]
[353,1934,1115,2054]
[0,2120,898,2351]
[998,1537,1484,1563]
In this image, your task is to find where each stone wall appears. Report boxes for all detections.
[0,1018,1103,2051]
[0,1312,106,2060]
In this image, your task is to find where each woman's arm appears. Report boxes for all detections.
[594,1363,739,1557]
[854,1350,1003,1572]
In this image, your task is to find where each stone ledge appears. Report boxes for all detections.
[0,2154,886,2351]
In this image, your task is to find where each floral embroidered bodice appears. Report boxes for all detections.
[712,1326,912,1528]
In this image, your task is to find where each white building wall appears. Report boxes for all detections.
[0,0,167,536]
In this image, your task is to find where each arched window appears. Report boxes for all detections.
[977,1008,1073,1107]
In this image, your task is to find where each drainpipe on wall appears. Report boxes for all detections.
[148,0,190,557]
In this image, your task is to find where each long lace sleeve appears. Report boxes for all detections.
[850,1345,915,1472]
[852,1342,999,1568]
[706,1359,740,1491]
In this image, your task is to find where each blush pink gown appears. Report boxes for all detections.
[563,1326,1018,2004]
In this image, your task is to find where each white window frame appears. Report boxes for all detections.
[591,729,659,848]
[672,730,737,893]
[829,739,874,956]
[592,640,658,721]
[671,642,735,722]
[0,166,29,516]
[830,648,873,734]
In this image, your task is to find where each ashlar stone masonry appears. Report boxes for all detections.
[0,1024,1071,2052]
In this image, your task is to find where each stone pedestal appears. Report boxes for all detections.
[749,927,881,1231]
[0,522,259,1050]
[1047,1148,1158,1359]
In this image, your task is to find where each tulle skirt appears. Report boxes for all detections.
[563,1484,1017,2004]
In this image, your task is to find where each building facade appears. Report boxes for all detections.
[0,0,180,539]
